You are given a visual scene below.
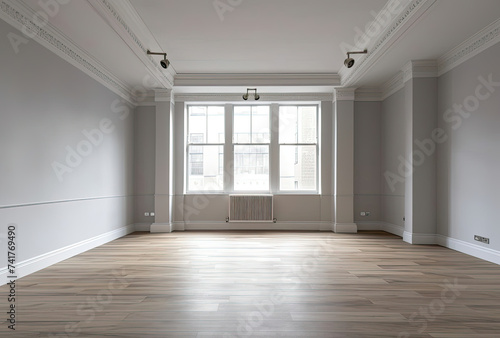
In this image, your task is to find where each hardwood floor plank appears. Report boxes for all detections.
[1,230,500,337]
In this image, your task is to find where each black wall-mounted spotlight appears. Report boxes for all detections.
[243,88,260,100]
[147,50,170,69]
[344,49,368,68]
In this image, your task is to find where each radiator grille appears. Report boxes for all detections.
[229,195,273,222]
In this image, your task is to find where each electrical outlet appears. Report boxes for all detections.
[144,212,149,216]
[365,211,371,216]
[150,212,155,216]
[360,212,366,216]
[474,235,490,244]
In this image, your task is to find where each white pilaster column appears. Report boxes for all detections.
[402,61,438,244]
[151,89,175,233]
[333,88,357,233]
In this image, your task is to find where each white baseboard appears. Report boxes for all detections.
[436,235,500,266]
[178,221,328,231]
[382,222,404,237]
[356,221,381,231]
[0,224,134,286]
[319,222,333,232]
[404,232,437,245]
[150,223,173,233]
[356,221,404,237]
[134,223,152,232]
[403,231,412,244]
[334,222,358,233]
[357,222,500,265]
[173,221,185,231]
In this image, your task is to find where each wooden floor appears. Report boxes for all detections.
[2,231,500,337]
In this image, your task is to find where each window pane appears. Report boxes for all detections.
[234,106,270,143]
[252,106,270,143]
[279,106,317,144]
[280,145,316,190]
[207,106,225,143]
[234,145,269,191]
[188,145,224,191]
[188,106,207,143]
[279,106,298,143]
[233,106,251,143]
[298,106,317,143]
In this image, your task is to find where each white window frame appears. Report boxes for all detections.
[185,102,320,195]
[277,104,320,193]
[232,104,271,193]
[185,105,225,193]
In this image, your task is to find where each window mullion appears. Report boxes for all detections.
[224,104,233,193]
[270,103,279,193]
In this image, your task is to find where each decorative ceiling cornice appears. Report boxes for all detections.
[87,0,176,89]
[381,71,404,101]
[136,96,156,107]
[402,60,437,83]
[333,88,356,102]
[0,0,135,104]
[438,17,500,76]
[339,0,437,87]
[175,93,333,103]
[154,89,173,102]
[355,88,382,102]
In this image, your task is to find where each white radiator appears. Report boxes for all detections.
[228,195,274,222]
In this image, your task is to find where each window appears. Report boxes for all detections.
[187,106,224,191]
[233,106,270,191]
[186,104,319,193]
[279,106,318,191]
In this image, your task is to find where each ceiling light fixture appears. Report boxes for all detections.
[147,50,170,69]
[243,88,260,100]
[344,49,368,68]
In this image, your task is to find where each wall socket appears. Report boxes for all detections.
[144,212,155,217]
[360,211,371,217]
[474,235,490,244]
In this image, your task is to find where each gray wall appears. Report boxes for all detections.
[408,77,438,235]
[354,101,381,222]
[167,101,335,230]
[133,105,156,224]
[437,42,500,251]
[0,19,134,268]
[381,89,406,228]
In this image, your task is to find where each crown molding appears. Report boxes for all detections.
[154,89,173,102]
[355,87,382,102]
[175,93,333,103]
[381,72,404,101]
[340,0,437,87]
[174,73,341,87]
[0,0,136,105]
[136,96,156,106]
[87,0,176,89]
[438,17,500,76]
[402,60,437,83]
[333,88,356,102]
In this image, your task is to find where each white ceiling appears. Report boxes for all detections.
[360,0,500,87]
[129,0,388,74]
[16,0,500,97]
